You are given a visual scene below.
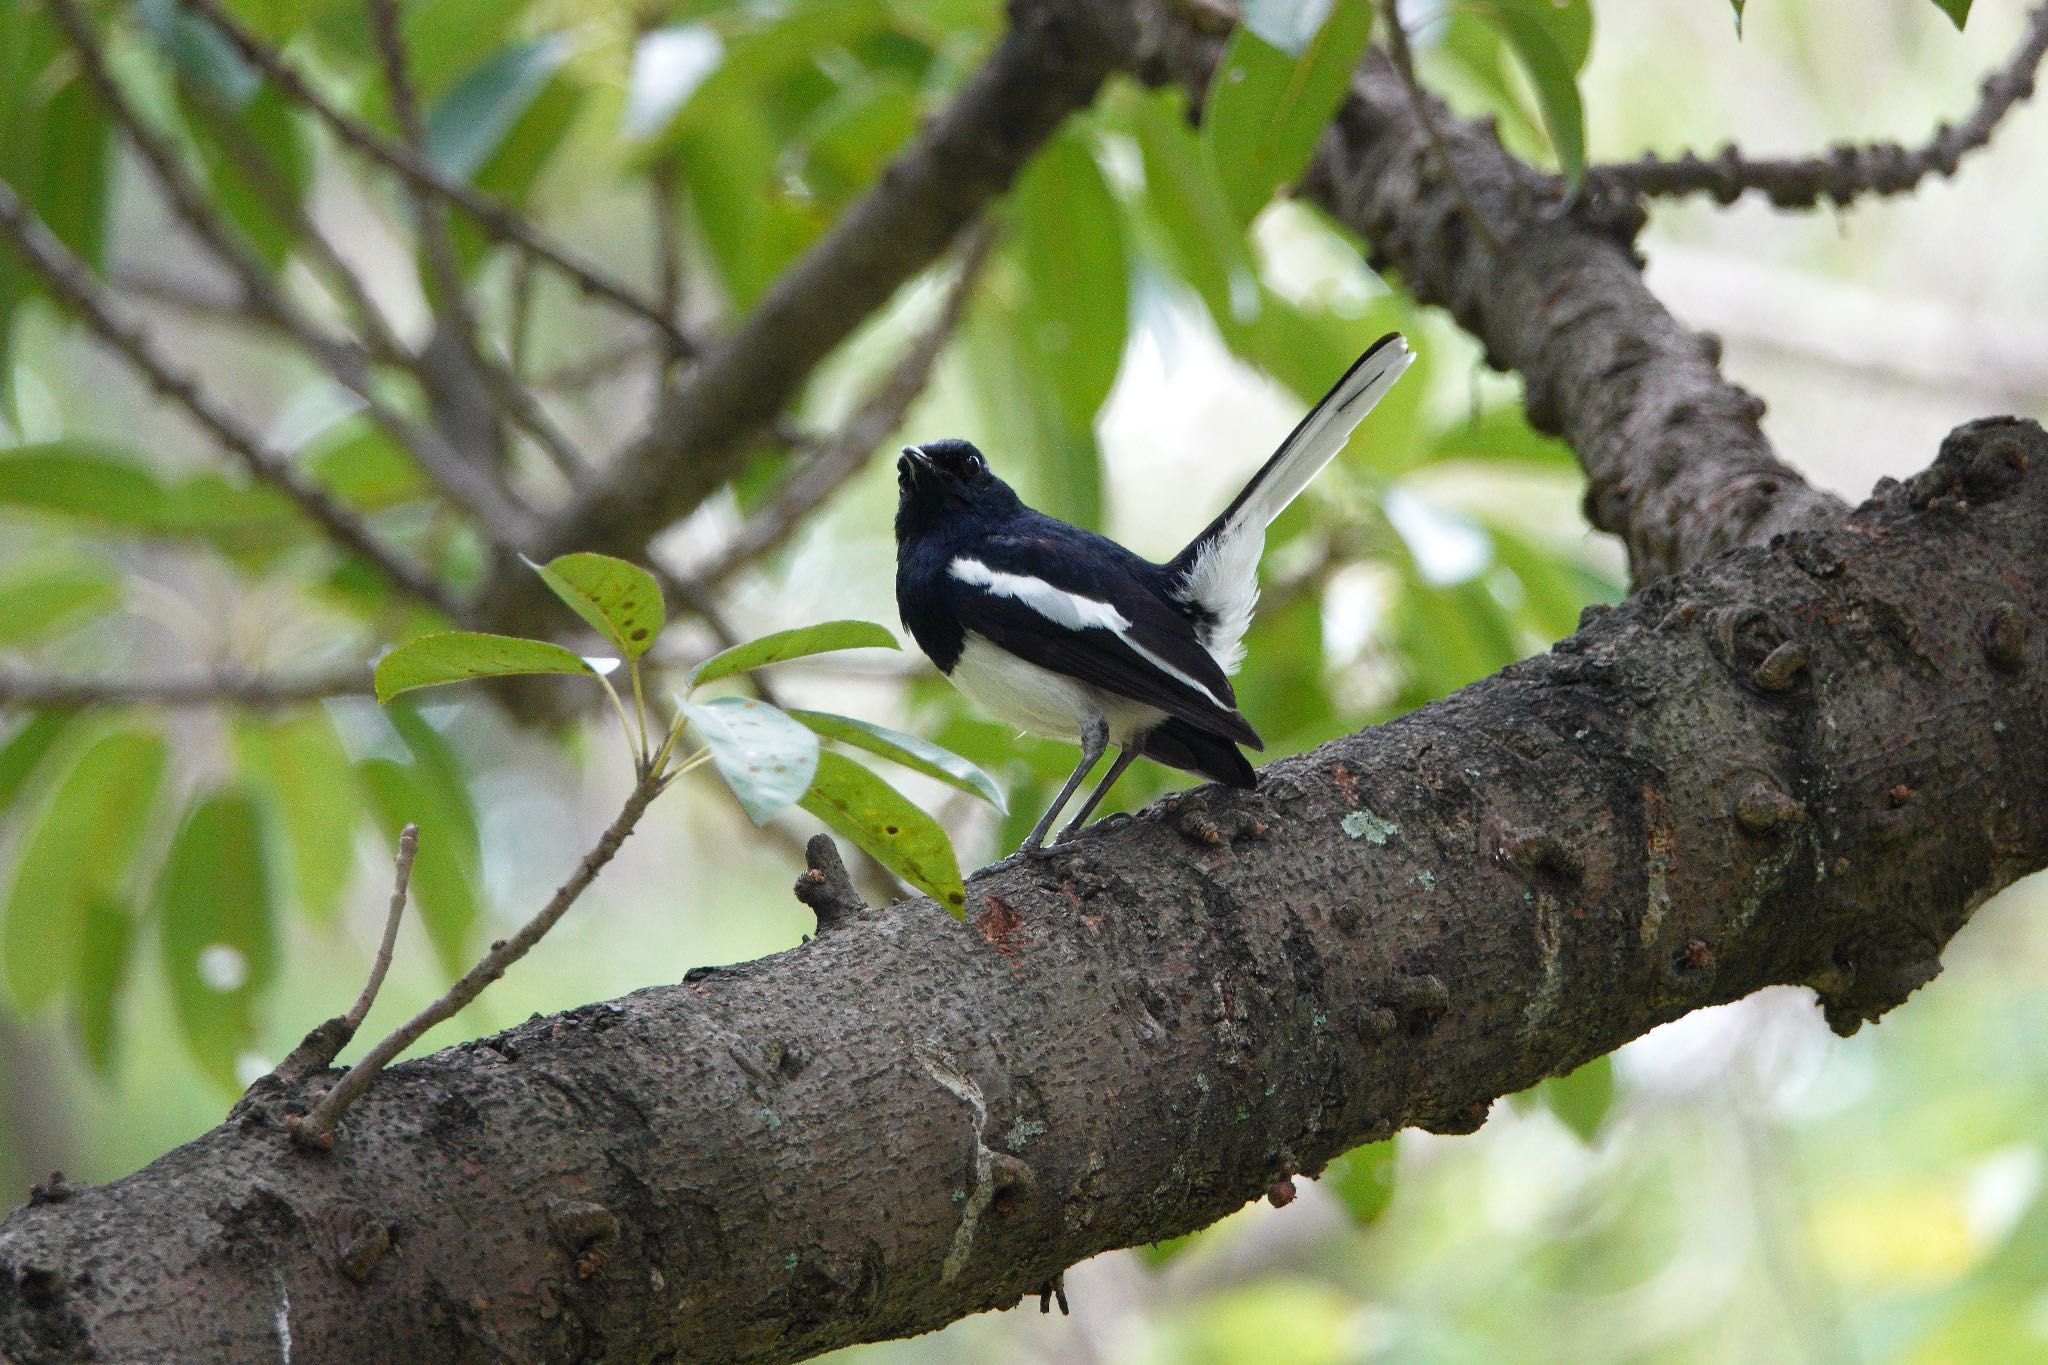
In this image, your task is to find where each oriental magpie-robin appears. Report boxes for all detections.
[896,331,1413,851]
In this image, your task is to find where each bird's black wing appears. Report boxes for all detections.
[942,529,1262,749]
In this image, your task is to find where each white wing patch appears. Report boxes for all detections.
[947,557,1233,711]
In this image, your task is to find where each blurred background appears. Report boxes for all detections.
[1,0,2045,1360]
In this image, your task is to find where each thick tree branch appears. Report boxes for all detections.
[1594,4,2048,210]
[1,418,2041,1362]
[481,0,1135,626]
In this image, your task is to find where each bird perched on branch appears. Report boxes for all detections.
[896,332,1413,851]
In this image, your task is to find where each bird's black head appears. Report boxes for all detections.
[894,439,1021,542]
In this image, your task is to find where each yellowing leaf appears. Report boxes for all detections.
[688,619,898,689]
[374,631,594,702]
[800,751,966,917]
[530,552,665,660]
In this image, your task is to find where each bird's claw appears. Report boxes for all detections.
[1037,1274,1068,1315]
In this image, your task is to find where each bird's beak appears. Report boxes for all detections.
[899,445,933,481]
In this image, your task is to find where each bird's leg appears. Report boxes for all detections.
[1054,748,1137,844]
[1019,716,1107,854]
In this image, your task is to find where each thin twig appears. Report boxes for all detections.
[1382,0,1501,252]
[0,179,461,619]
[273,825,417,1081]
[365,0,502,453]
[694,223,993,585]
[47,0,536,546]
[0,664,367,709]
[287,765,665,1145]
[178,0,695,357]
[649,156,689,387]
[180,85,411,367]
[1595,3,2048,209]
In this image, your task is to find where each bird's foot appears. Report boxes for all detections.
[1037,1274,1068,1315]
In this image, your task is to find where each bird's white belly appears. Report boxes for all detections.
[948,635,1164,745]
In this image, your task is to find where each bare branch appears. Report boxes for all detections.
[0,180,460,619]
[1594,4,2048,209]
[273,824,417,1082]
[47,0,537,547]
[693,222,993,586]
[178,0,695,356]
[0,663,367,709]
[287,763,666,1146]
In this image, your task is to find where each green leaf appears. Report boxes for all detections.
[1728,0,1746,36]
[183,80,314,271]
[358,757,478,975]
[688,619,899,688]
[71,893,135,1076]
[680,696,820,824]
[303,420,429,511]
[384,704,481,866]
[423,37,571,181]
[373,631,595,702]
[0,711,75,811]
[0,443,297,552]
[1203,3,1374,226]
[1321,1139,1398,1226]
[1931,0,1971,29]
[799,750,966,917]
[787,709,1006,811]
[1010,129,1130,427]
[234,709,358,928]
[530,552,666,660]
[2,727,167,1012]
[155,789,277,1092]
[0,562,119,647]
[1535,1054,1616,1143]
[1469,1,1593,182]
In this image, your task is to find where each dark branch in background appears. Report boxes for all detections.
[0,664,367,709]
[2,419,2041,1363]
[692,223,994,586]
[46,0,538,550]
[491,0,1138,624]
[177,0,694,357]
[1596,3,2048,208]
[274,824,416,1084]
[0,181,461,620]
[286,761,668,1147]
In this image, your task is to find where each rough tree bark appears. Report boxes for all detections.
[0,417,2040,1363]
[3,3,2044,1362]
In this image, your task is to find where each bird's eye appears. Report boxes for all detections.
[965,454,984,474]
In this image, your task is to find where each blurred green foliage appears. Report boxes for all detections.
[0,0,2033,1360]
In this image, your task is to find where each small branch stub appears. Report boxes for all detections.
[795,835,867,932]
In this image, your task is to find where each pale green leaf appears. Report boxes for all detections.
[423,37,570,182]
[0,711,74,812]
[688,619,899,688]
[530,552,665,660]
[1321,1139,1398,1225]
[374,631,594,702]
[155,789,276,1092]
[788,709,1005,811]
[71,893,135,1076]
[2,727,166,1012]
[358,758,478,975]
[1204,3,1375,225]
[681,695,820,824]
[1010,129,1130,427]
[234,708,358,928]
[1242,0,1336,56]
[1536,1054,1616,1143]
[1470,0,1592,182]
[799,750,966,917]
[0,562,119,647]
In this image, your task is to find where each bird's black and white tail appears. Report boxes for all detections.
[1169,332,1413,672]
